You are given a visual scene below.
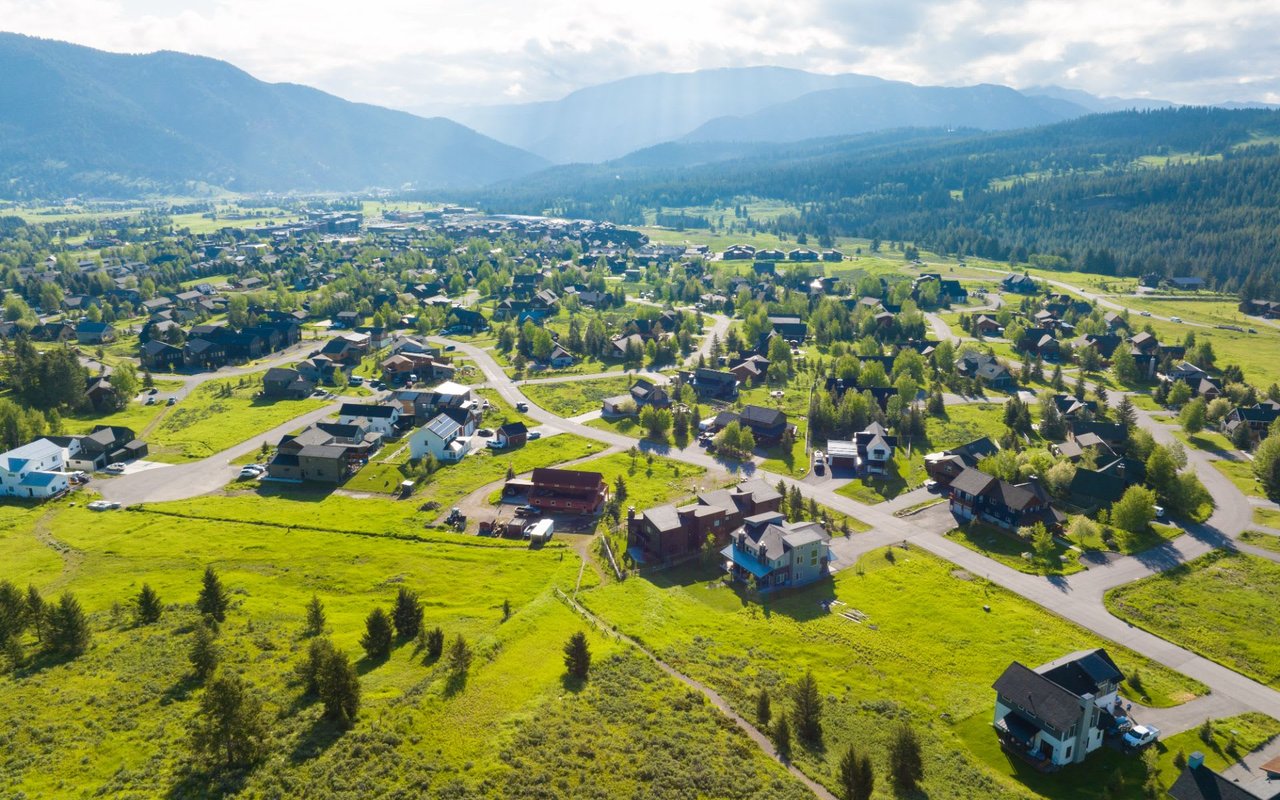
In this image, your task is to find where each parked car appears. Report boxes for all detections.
[1153,505,1165,519]
[1139,310,1152,316]
[1123,725,1160,749]
[528,431,541,440]
[516,402,529,412]
[145,396,157,405]
[1170,316,1183,323]
[238,466,263,480]
[486,440,505,450]
[105,462,126,473]
[812,450,825,474]
[71,471,88,484]
[445,344,456,351]
[514,504,540,517]
[167,397,176,405]
[349,375,364,386]
[147,387,158,395]
[476,428,494,437]
[87,500,120,511]
[924,479,939,493]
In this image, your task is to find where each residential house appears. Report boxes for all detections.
[337,403,402,438]
[381,352,455,385]
[974,315,1004,336]
[602,377,673,415]
[262,367,316,399]
[729,355,771,385]
[722,244,756,260]
[992,649,1125,768]
[821,249,844,262]
[0,439,71,499]
[1241,299,1280,319]
[52,425,147,471]
[545,342,575,368]
[408,413,471,462]
[1073,333,1123,360]
[1067,420,1127,450]
[1068,458,1145,509]
[1167,753,1280,800]
[140,340,184,371]
[495,422,528,448]
[948,467,1064,531]
[854,421,897,474]
[1165,276,1205,291]
[627,479,783,564]
[768,316,808,342]
[319,333,370,366]
[296,355,337,385]
[1163,361,1221,400]
[85,376,117,410]
[1103,312,1129,331]
[956,352,1014,390]
[502,468,608,514]
[1223,402,1280,443]
[75,320,116,345]
[1002,273,1039,294]
[924,437,1000,485]
[444,306,488,334]
[266,422,380,483]
[736,405,791,444]
[721,514,831,592]
[683,368,739,401]
[1016,328,1060,360]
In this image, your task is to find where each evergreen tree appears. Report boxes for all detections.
[134,583,163,625]
[191,671,269,769]
[196,566,230,623]
[317,648,361,728]
[297,636,336,695]
[773,716,792,761]
[1116,395,1138,436]
[0,580,27,653]
[424,626,445,660]
[562,631,591,679]
[304,594,326,637]
[46,592,90,656]
[189,622,219,681]
[447,634,473,676]
[391,587,423,640]
[25,584,44,643]
[888,723,925,794]
[360,607,393,661]
[839,744,875,800]
[791,671,823,745]
[756,688,772,726]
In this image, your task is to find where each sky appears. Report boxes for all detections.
[2,0,1279,113]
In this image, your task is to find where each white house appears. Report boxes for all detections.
[0,439,72,499]
[992,649,1124,768]
[337,403,401,438]
[409,413,471,462]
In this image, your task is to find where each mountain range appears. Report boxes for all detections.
[0,33,547,197]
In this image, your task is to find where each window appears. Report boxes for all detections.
[1064,745,1073,761]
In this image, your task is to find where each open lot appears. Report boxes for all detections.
[520,374,638,418]
[1107,551,1280,689]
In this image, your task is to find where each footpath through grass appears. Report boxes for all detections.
[578,547,1205,799]
[1107,550,1280,688]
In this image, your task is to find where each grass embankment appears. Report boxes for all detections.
[0,498,808,798]
[581,547,1205,799]
[1107,551,1280,688]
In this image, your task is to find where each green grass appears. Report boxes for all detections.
[1107,551,1280,688]
[1173,429,1236,455]
[66,399,170,437]
[570,450,710,510]
[520,375,637,418]
[1241,530,1280,553]
[1152,713,1280,789]
[414,435,605,508]
[578,547,1203,798]
[1254,507,1280,528]
[946,523,1083,575]
[1213,459,1265,498]
[145,376,329,461]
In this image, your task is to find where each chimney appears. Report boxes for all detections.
[1188,751,1205,770]
[627,506,636,521]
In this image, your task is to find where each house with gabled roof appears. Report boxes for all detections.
[948,467,1064,531]
[992,649,1125,768]
[721,513,831,592]
[0,439,71,499]
[337,403,401,438]
[75,320,116,345]
[409,413,471,462]
[627,479,783,565]
[925,437,1000,485]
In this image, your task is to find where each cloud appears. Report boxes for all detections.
[0,0,1277,111]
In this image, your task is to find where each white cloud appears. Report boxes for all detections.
[1,0,1278,110]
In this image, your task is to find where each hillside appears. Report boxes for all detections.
[468,107,1280,292]
[0,34,547,197]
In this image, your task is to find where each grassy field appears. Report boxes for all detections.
[146,375,329,461]
[579,547,1204,799]
[1253,507,1280,528]
[1173,429,1236,455]
[569,450,711,511]
[520,375,637,418]
[1151,713,1280,788]
[66,398,170,437]
[1241,530,1280,553]
[1067,520,1184,556]
[0,497,810,798]
[1107,551,1280,688]
[1213,459,1265,498]
[945,523,1082,575]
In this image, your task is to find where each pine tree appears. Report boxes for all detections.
[424,626,445,660]
[889,723,925,794]
[447,634,472,675]
[134,583,163,625]
[756,688,771,727]
[839,744,875,800]
[791,671,823,745]
[1116,395,1138,435]
[773,716,792,761]
[562,631,591,679]
[46,592,90,656]
[391,587,423,640]
[189,622,219,681]
[297,636,336,695]
[360,608,393,661]
[25,584,44,642]
[196,566,230,623]
[0,580,27,653]
[304,594,326,637]
[191,671,269,768]
[788,485,804,522]
[317,648,360,728]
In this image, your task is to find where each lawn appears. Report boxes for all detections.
[520,374,637,418]
[1066,520,1184,556]
[1151,713,1280,788]
[414,434,606,510]
[945,523,1083,575]
[1213,459,1265,498]
[1254,507,1280,529]
[738,373,816,478]
[1241,530,1280,553]
[1107,551,1280,688]
[66,398,170,437]
[1173,429,1236,455]
[146,374,329,461]
[0,497,810,798]
[578,547,1204,799]
[570,450,711,511]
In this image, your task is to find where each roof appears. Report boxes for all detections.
[1036,649,1122,697]
[424,413,462,441]
[826,439,859,458]
[991,662,1084,734]
[950,467,996,497]
[1,439,63,472]
[432,380,470,396]
[530,467,604,489]
[339,403,397,419]
[498,421,528,437]
[1168,765,1276,800]
[642,504,683,532]
[739,405,786,427]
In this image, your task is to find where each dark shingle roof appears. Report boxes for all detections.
[992,662,1082,734]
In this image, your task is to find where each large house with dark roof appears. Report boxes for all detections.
[265,422,381,484]
[503,468,608,514]
[992,649,1124,768]
[924,437,1000,486]
[626,479,782,565]
[721,513,831,592]
[948,467,1063,531]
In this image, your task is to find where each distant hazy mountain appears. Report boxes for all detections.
[681,83,1089,144]
[1020,85,1178,112]
[450,67,891,164]
[0,34,546,197]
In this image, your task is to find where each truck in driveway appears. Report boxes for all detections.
[525,518,554,543]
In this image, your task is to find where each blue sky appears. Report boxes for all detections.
[2,0,1276,111]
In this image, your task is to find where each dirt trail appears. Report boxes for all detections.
[33,509,84,592]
